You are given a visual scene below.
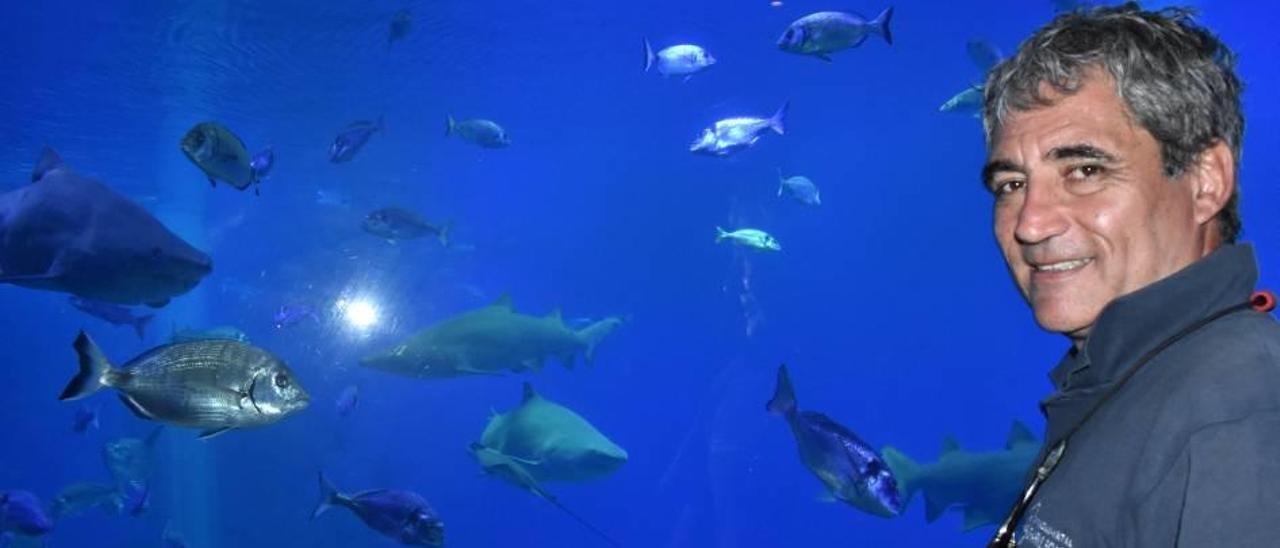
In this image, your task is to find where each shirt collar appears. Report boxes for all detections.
[1045,243,1259,393]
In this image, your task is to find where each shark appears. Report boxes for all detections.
[0,147,212,307]
[361,295,622,378]
[880,421,1040,531]
[469,382,625,546]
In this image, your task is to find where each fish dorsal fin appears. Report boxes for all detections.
[493,293,514,309]
[1007,420,1038,449]
[546,308,562,322]
[521,382,538,403]
[32,146,65,182]
[941,436,961,454]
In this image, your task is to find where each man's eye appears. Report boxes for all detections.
[994,179,1025,196]
[1068,164,1106,180]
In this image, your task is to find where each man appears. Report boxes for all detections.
[981,4,1280,547]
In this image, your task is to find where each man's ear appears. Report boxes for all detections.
[1191,140,1235,226]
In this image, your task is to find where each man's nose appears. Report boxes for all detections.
[1014,178,1069,245]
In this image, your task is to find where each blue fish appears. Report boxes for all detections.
[329,119,384,163]
[336,385,359,418]
[0,491,53,539]
[249,146,274,182]
[68,296,154,340]
[312,473,444,546]
[72,405,99,434]
[766,364,904,517]
[777,8,893,62]
[777,169,821,206]
[0,148,212,308]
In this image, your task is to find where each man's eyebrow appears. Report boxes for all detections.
[1046,144,1118,162]
[981,159,1022,189]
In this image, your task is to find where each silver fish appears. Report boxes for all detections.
[59,331,310,439]
[50,482,124,519]
[939,84,984,117]
[777,169,821,206]
[690,102,788,157]
[643,39,716,81]
[179,122,259,192]
[777,8,893,62]
[445,116,510,148]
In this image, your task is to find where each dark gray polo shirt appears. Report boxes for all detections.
[1014,243,1280,547]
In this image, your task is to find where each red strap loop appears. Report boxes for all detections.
[1250,290,1276,312]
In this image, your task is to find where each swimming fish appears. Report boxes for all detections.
[689,102,788,157]
[715,227,781,252]
[179,122,260,193]
[643,39,716,81]
[335,385,359,418]
[330,118,384,163]
[68,296,154,341]
[777,170,821,206]
[0,491,53,540]
[0,148,212,308]
[445,116,510,148]
[59,331,310,439]
[939,84,984,117]
[312,473,444,546]
[767,364,904,518]
[966,39,1003,73]
[362,208,451,246]
[249,146,274,181]
[50,482,124,520]
[103,427,163,490]
[777,8,894,61]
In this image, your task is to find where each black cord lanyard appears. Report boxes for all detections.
[988,290,1277,548]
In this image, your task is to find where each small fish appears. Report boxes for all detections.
[715,227,781,252]
[690,102,788,157]
[59,331,310,439]
[103,427,163,490]
[68,296,154,341]
[362,208,452,246]
[274,304,320,329]
[330,118,384,163]
[72,405,100,434]
[642,39,716,81]
[50,482,123,519]
[966,40,1003,73]
[336,385,359,418]
[170,325,249,344]
[445,116,510,148]
[777,8,893,61]
[179,122,260,193]
[388,9,412,45]
[0,491,53,538]
[767,364,903,517]
[777,169,821,206]
[249,146,274,182]
[312,473,445,547]
[939,84,984,117]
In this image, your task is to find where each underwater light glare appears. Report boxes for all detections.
[338,298,379,330]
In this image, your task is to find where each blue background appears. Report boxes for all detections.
[1,0,1275,546]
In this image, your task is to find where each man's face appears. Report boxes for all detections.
[985,72,1206,343]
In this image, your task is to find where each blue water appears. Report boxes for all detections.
[2,1,1277,546]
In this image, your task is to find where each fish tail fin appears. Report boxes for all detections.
[313,472,343,519]
[766,364,797,415]
[438,220,453,248]
[579,317,622,365]
[715,226,729,243]
[874,6,894,45]
[445,115,455,137]
[60,331,116,401]
[643,37,655,72]
[134,314,155,341]
[880,446,921,505]
[769,101,789,136]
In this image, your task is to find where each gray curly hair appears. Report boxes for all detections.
[983,2,1244,243]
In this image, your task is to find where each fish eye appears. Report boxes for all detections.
[274,372,290,388]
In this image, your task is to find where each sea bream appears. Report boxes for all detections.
[777,169,821,206]
[445,115,510,148]
[180,122,265,194]
[715,227,781,252]
[643,39,716,81]
[59,331,310,439]
[777,7,894,61]
[362,207,452,246]
[330,118,384,163]
[767,364,904,518]
[690,102,788,157]
[0,148,212,308]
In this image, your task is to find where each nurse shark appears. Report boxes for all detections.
[0,148,212,307]
[881,421,1040,531]
[361,295,621,378]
